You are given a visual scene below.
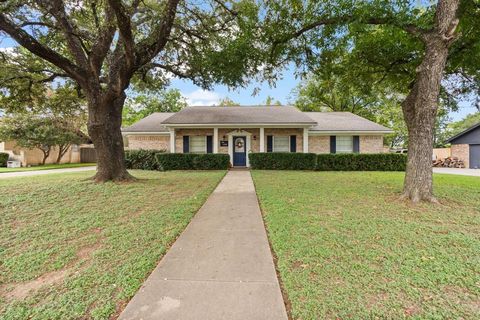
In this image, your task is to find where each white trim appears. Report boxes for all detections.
[169,129,175,153]
[213,128,218,153]
[308,130,392,135]
[123,132,170,135]
[226,130,252,167]
[165,123,314,128]
[259,127,265,152]
[303,128,309,153]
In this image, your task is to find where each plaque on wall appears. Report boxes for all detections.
[220,140,228,147]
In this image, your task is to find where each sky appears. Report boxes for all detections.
[1,37,477,122]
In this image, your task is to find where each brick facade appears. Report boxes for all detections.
[451,144,469,168]
[175,129,214,153]
[308,136,330,154]
[359,135,384,153]
[264,128,304,152]
[126,130,386,156]
[127,135,170,151]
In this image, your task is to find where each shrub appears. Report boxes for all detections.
[249,152,317,170]
[0,152,9,167]
[124,149,164,170]
[155,153,230,170]
[316,153,407,171]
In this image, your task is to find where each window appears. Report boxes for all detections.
[336,136,353,153]
[273,136,290,152]
[190,136,206,153]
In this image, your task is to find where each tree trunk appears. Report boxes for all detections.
[401,0,459,202]
[40,147,51,165]
[56,144,70,164]
[87,91,133,182]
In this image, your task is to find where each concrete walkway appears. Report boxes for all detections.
[119,171,288,320]
[433,167,480,177]
[0,166,96,179]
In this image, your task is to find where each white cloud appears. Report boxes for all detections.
[183,89,221,106]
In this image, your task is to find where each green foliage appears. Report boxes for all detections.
[447,112,480,139]
[124,150,165,170]
[0,152,9,167]
[316,153,406,171]
[122,89,187,126]
[0,115,86,162]
[155,153,230,171]
[217,97,239,106]
[249,153,317,170]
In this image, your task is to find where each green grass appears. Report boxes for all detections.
[0,170,225,319]
[0,163,96,173]
[252,171,480,319]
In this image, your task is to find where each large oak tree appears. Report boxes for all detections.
[263,0,479,202]
[0,0,261,181]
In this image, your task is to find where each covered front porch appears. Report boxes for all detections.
[167,127,310,167]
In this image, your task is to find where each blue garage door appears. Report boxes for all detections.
[469,144,480,169]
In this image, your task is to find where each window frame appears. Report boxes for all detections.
[273,136,291,152]
[335,135,354,153]
[189,136,207,154]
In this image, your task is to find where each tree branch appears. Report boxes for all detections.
[107,0,136,69]
[136,0,180,66]
[37,0,89,69]
[0,14,87,83]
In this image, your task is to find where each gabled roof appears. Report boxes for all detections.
[306,112,393,133]
[121,107,393,133]
[162,106,316,125]
[122,112,174,133]
[446,122,480,143]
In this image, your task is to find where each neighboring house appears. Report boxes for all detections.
[122,106,393,167]
[447,122,480,169]
[0,140,81,166]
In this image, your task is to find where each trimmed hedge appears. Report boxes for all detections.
[249,152,317,170]
[0,152,9,167]
[155,153,230,170]
[249,152,406,171]
[316,153,407,171]
[124,149,164,170]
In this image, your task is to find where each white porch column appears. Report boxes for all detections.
[213,127,218,153]
[303,128,309,153]
[169,128,175,153]
[259,127,265,152]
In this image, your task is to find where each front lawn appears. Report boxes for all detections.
[0,163,96,173]
[0,170,225,319]
[252,171,480,319]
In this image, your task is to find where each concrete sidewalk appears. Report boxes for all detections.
[119,171,288,320]
[0,166,96,179]
[433,167,480,177]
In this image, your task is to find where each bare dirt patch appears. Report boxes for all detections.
[0,241,102,301]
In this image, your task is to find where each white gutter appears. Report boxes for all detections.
[163,123,315,128]
[122,131,170,135]
[308,130,393,135]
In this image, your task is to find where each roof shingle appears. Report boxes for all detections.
[162,106,316,125]
[306,112,392,132]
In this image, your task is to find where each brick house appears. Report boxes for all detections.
[122,106,393,167]
[447,122,480,169]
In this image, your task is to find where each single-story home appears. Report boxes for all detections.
[122,106,393,167]
[447,122,480,169]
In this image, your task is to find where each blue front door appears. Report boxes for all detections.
[233,136,247,166]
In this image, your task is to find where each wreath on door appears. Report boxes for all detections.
[235,139,244,149]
